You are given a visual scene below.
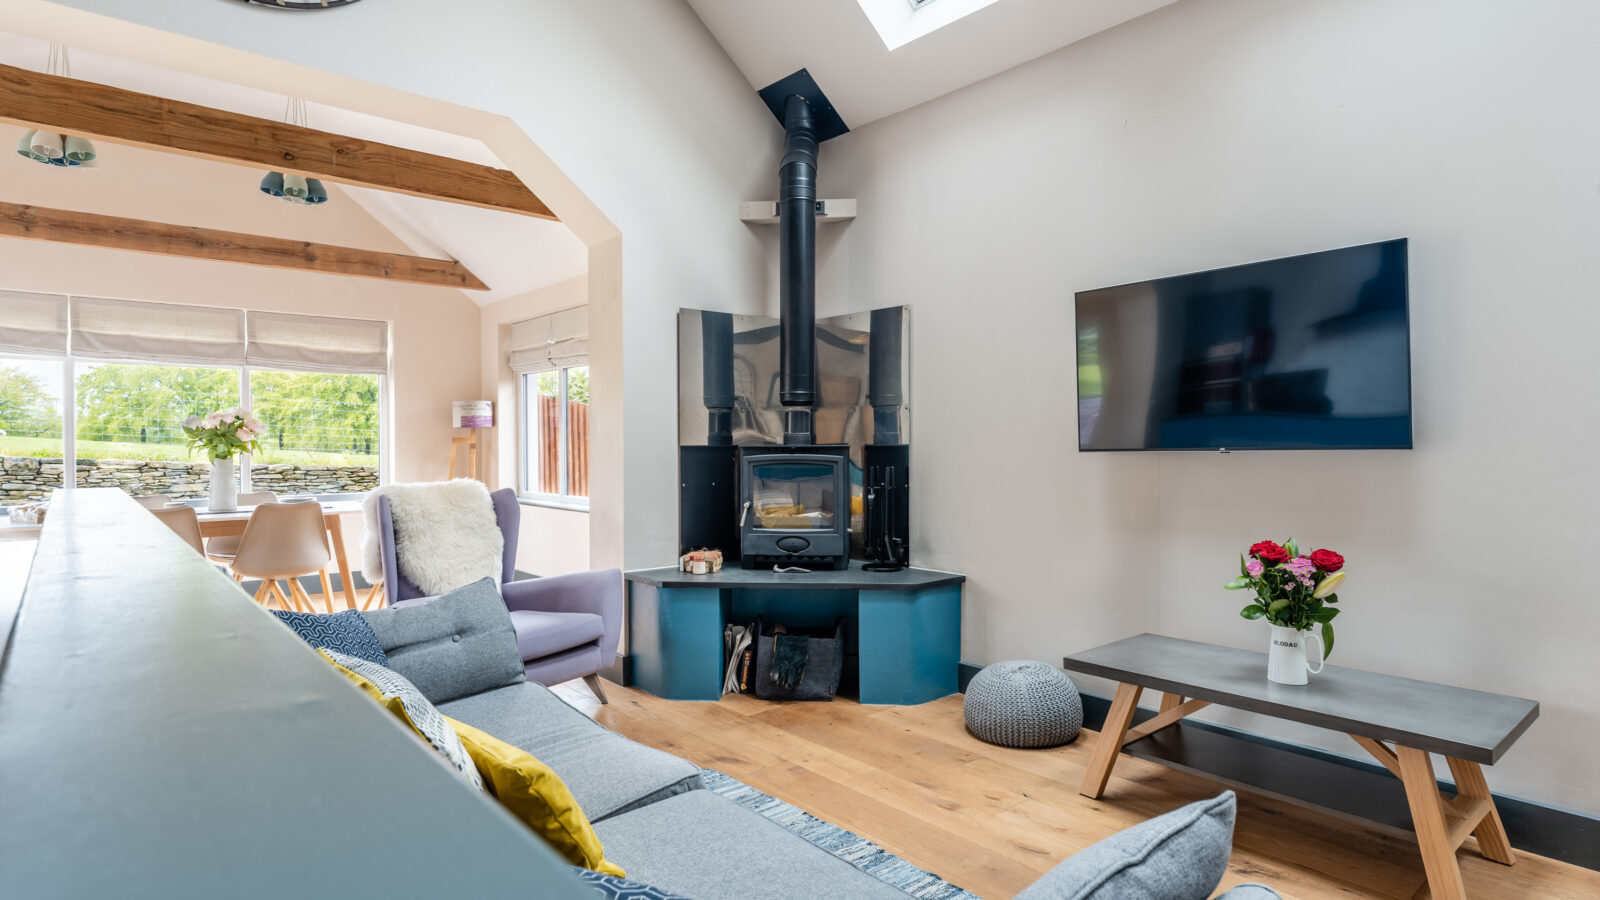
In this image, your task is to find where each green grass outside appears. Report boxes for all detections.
[0,436,377,467]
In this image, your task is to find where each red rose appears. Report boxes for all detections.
[1310,549,1345,572]
[1249,541,1289,565]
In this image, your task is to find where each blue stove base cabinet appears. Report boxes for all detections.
[624,564,965,705]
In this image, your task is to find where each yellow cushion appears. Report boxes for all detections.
[444,715,626,878]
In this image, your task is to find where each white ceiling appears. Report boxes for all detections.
[0,31,586,304]
[687,0,1179,129]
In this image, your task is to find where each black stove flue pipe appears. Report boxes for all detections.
[778,93,819,445]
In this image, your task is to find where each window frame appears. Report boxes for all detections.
[517,365,590,512]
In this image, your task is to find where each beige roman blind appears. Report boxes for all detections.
[246,311,389,375]
[0,290,68,356]
[71,296,246,365]
[508,306,588,374]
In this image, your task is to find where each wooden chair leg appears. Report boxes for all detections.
[1396,745,1468,900]
[272,580,300,613]
[317,569,336,613]
[1080,682,1143,799]
[252,581,271,606]
[363,581,385,610]
[288,579,315,615]
[581,673,609,704]
[1446,757,1515,865]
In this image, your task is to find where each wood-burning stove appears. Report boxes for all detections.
[737,445,850,570]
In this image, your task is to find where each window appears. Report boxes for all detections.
[0,291,388,507]
[855,0,1000,50]
[248,370,382,496]
[74,362,241,499]
[508,307,589,510]
[521,365,589,508]
[0,356,66,504]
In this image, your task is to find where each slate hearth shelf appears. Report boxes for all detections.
[625,563,964,704]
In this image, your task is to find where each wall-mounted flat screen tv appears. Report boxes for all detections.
[1076,239,1412,451]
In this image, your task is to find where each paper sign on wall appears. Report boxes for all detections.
[452,400,494,429]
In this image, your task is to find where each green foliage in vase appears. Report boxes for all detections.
[1225,539,1347,658]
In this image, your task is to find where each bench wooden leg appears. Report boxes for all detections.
[1080,682,1142,799]
[1397,745,1468,900]
[1446,757,1515,865]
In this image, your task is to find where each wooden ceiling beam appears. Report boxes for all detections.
[0,63,557,221]
[0,201,490,291]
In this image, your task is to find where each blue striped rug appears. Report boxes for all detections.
[701,769,982,900]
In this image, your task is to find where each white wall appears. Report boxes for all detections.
[817,0,1600,814]
[29,0,781,571]
[480,276,592,577]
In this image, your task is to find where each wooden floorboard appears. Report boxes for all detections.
[550,682,1600,900]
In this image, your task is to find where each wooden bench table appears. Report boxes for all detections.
[1063,633,1539,900]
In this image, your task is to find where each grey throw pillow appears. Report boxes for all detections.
[1215,885,1281,899]
[360,576,525,704]
[1015,791,1236,900]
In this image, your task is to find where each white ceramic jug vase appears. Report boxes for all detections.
[1266,624,1325,685]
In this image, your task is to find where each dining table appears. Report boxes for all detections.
[192,500,366,609]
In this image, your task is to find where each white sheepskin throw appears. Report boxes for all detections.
[360,479,504,596]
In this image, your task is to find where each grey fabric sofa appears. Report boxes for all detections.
[366,600,1278,900]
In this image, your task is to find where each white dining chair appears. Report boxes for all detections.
[149,506,206,555]
[205,491,277,566]
[230,502,336,613]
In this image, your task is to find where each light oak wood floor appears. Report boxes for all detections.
[550,681,1599,900]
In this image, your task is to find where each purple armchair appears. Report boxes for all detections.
[377,487,622,702]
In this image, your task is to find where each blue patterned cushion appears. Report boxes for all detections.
[570,868,690,900]
[273,609,389,666]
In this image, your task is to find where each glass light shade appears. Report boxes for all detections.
[304,178,328,204]
[29,131,64,159]
[16,130,48,161]
[281,173,309,198]
[259,171,285,196]
[63,135,96,162]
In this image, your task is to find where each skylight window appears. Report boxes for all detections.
[857,0,1002,50]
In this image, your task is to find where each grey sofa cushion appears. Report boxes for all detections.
[1015,791,1236,900]
[1216,886,1281,899]
[438,682,702,822]
[360,577,525,704]
[593,789,910,900]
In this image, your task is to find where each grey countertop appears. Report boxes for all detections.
[0,489,590,898]
[1063,633,1539,763]
[625,560,965,591]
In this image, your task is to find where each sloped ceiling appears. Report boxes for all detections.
[0,30,586,304]
[687,0,1179,129]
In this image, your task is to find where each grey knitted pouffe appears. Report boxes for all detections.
[963,660,1083,748]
